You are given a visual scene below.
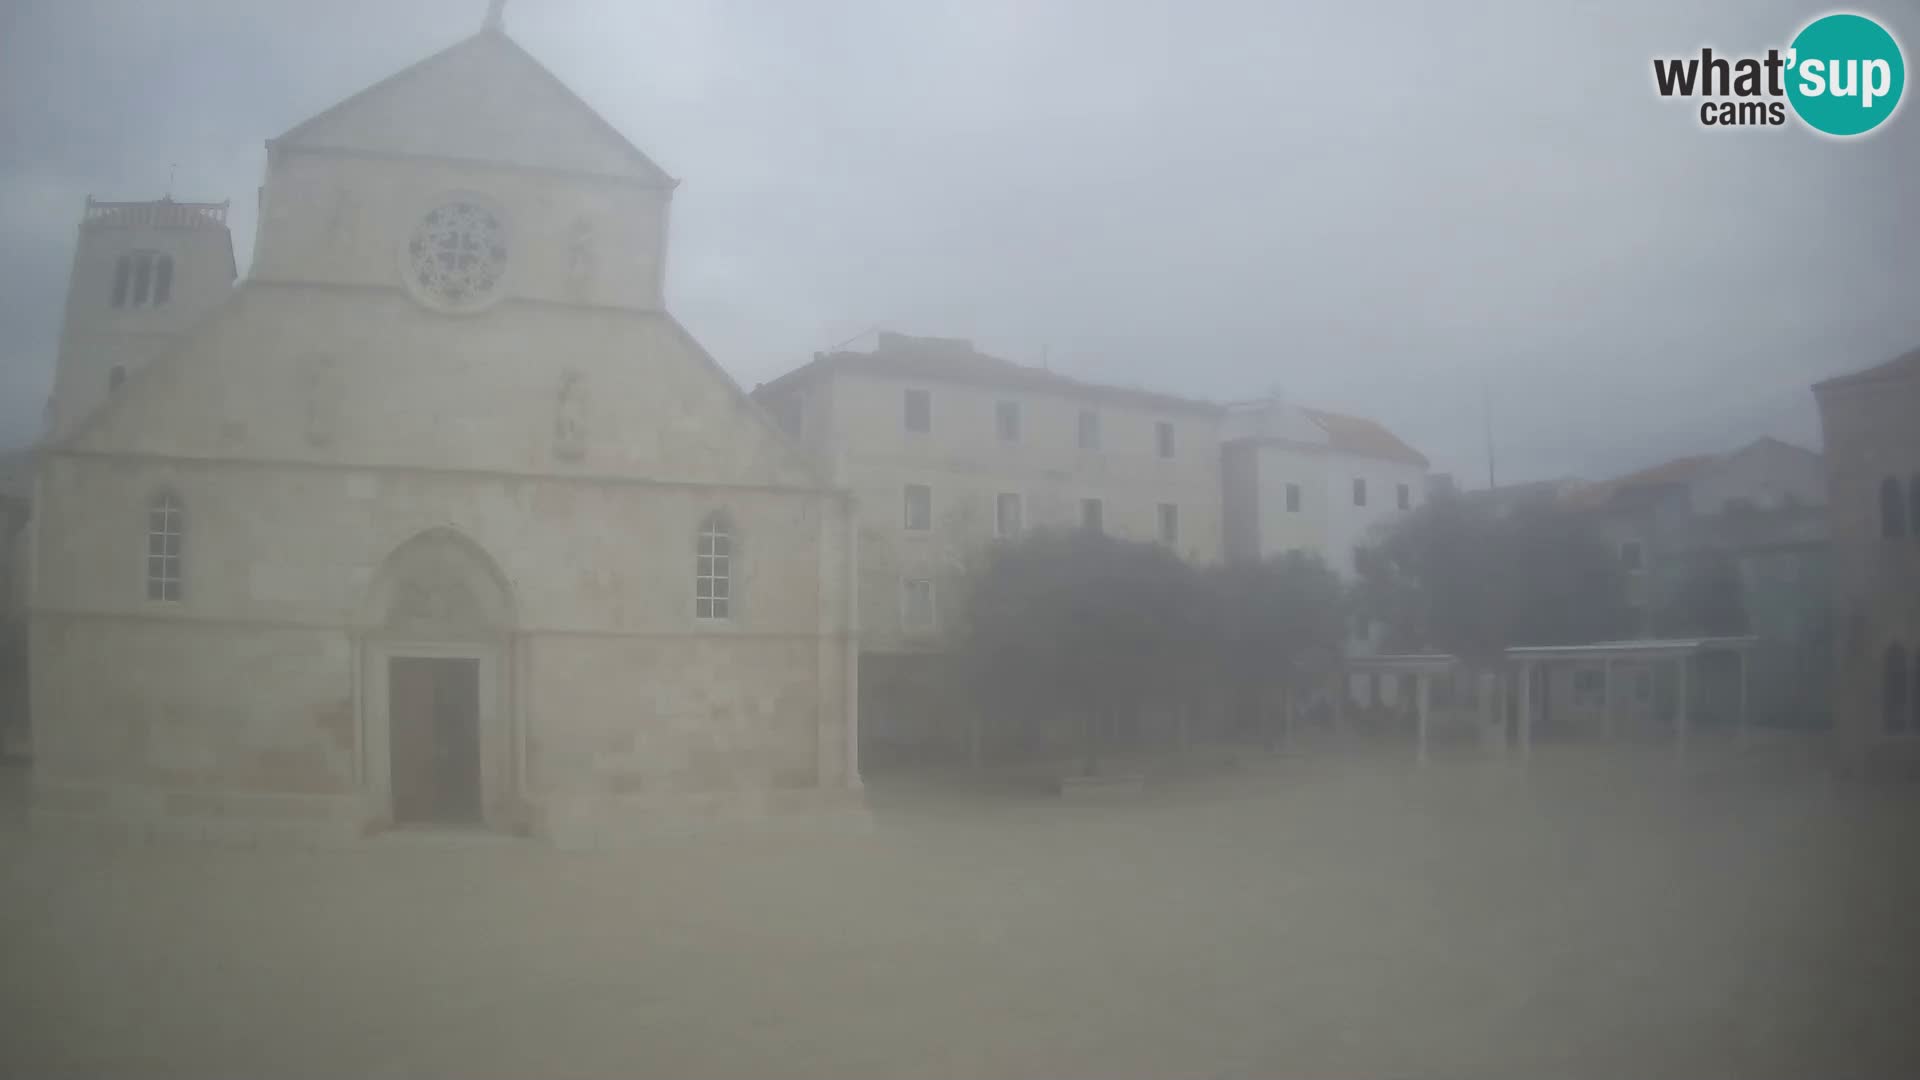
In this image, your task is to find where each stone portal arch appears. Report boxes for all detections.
[358,528,521,834]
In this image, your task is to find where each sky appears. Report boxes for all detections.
[2,0,1916,485]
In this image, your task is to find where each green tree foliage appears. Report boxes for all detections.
[1204,551,1347,744]
[962,530,1345,769]
[1352,490,1629,661]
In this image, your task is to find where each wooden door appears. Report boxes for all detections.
[389,657,482,825]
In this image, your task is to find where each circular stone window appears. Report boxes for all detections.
[403,199,509,313]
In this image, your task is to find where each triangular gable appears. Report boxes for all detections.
[271,28,675,187]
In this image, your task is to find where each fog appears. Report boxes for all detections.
[4,3,1920,1076]
[7,752,1920,1077]
[5,0,1918,481]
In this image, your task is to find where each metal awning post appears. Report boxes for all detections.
[1416,671,1430,767]
[1518,661,1534,763]
[1737,647,1750,751]
[1675,652,1690,763]
[1602,656,1615,743]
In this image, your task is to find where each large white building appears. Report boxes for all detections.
[27,17,859,844]
[753,333,1429,754]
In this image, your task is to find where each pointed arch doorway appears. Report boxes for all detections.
[359,529,520,832]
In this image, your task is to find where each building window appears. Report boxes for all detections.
[145,492,183,601]
[111,256,131,307]
[1078,409,1101,450]
[1885,643,1911,734]
[1158,502,1178,545]
[1633,668,1654,705]
[153,254,173,305]
[1352,477,1367,507]
[1620,540,1644,572]
[996,400,1020,443]
[696,511,732,620]
[1156,421,1175,459]
[903,388,931,433]
[904,484,932,531]
[902,578,935,630]
[1285,483,1301,513]
[995,492,1023,539]
[1882,476,1907,538]
[114,251,174,309]
[1397,483,1411,510]
[108,365,126,392]
[1080,497,1104,533]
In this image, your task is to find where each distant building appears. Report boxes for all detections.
[1814,347,1920,766]
[1221,397,1429,578]
[753,332,1430,757]
[1561,438,1829,730]
[1569,438,1826,633]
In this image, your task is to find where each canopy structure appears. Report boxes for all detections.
[1343,637,1758,764]
[1344,653,1460,765]
[1504,636,1757,761]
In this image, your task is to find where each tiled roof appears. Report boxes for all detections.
[1301,408,1429,466]
[756,332,1219,414]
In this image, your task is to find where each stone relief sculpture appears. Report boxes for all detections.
[554,369,588,461]
[565,216,596,300]
[302,353,344,447]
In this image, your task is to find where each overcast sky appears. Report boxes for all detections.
[2,0,1916,484]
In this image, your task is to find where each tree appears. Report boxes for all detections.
[962,529,1203,775]
[1352,490,1629,663]
[1204,551,1347,746]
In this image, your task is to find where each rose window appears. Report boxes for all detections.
[406,201,507,311]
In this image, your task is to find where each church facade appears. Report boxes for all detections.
[28,24,860,844]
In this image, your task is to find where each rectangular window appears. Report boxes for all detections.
[996,400,1020,442]
[1077,409,1101,450]
[153,255,173,306]
[1156,421,1175,459]
[1080,497,1104,533]
[1572,668,1604,709]
[111,256,130,308]
[1285,483,1302,513]
[131,253,153,307]
[696,517,731,620]
[904,388,931,433]
[1352,477,1367,507]
[904,484,932,531]
[903,578,935,630]
[1158,502,1179,545]
[1620,540,1644,571]
[1397,483,1411,510]
[995,493,1023,539]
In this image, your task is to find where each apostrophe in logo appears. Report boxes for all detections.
[1652,11,1905,136]
[1785,13,1905,135]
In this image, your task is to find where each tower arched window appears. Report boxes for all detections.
[146,492,184,601]
[112,252,174,309]
[111,256,131,307]
[1881,476,1906,538]
[1886,643,1911,734]
[696,511,732,620]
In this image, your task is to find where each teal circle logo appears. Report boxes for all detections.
[1786,13,1905,136]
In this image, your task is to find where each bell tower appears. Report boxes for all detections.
[45,195,237,437]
